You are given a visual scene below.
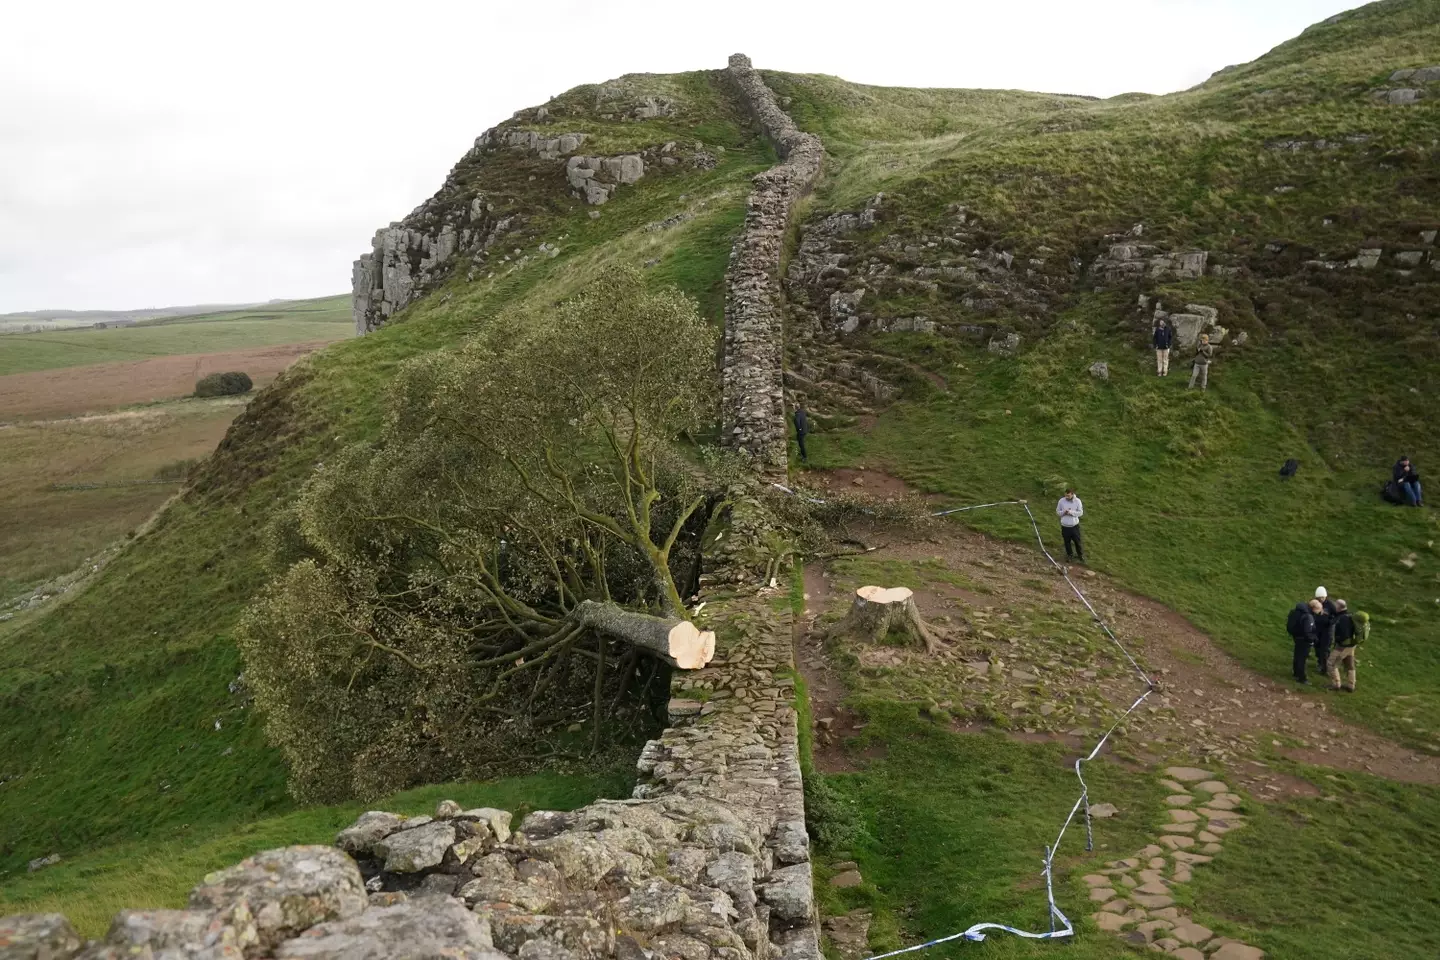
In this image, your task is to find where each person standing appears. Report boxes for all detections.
[1326,599,1367,692]
[1393,456,1423,507]
[1287,598,1321,684]
[1313,586,1337,677]
[1056,488,1085,564]
[1188,334,1214,390]
[1153,318,1174,377]
[793,403,810,464]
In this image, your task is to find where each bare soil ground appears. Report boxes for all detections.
[0,341,328,421]
[794,469,1440,799]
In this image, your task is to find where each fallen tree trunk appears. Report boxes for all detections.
[573,600,715,670]
[826,586,937,654]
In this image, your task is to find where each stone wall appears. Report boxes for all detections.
[720,54,825,476]
[1,596,815,960]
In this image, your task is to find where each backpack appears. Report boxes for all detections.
[1352,610,1371,645]
[1382,480,1406,505]
[1286,604,1309,639]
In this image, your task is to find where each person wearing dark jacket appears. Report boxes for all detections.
[793,404,810,463]
[1312,586,1337,676]
[1327,599,1362,692]
[1394,456,1423,507]
[1287,598,1321,684]
[1153,319,1174,377]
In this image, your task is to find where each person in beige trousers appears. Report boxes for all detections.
[1188,334,1214,390]
[1153,318,1174,376]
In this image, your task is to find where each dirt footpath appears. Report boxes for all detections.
[0,340,331,421]
[792,474,1440,794]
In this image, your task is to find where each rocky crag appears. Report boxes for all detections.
[719,55,824,475]
[350,103,715,335]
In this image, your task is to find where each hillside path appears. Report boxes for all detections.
[794,468,1440,792]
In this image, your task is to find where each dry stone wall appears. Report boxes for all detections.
[0,599,817,960]
[720,54,824,476]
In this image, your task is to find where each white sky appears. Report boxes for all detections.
[0,0,1359,313]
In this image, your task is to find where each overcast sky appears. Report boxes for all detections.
[0,0,1359,313]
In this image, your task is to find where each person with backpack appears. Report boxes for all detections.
[1326,599,1368,692]
[1188,334,1214,390]
[1393,456,1423,507]
[1313,586,1337,676]
[1153,319,1174,377]
[1286,598,1321,684]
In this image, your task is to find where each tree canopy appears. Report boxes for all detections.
[239,268,723,801]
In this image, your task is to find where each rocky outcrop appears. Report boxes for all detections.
[565,154,646,205]
[1091,242,1208,284]
[720,54,825,475]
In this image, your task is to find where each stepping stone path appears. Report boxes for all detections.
[1082,767,1266,959]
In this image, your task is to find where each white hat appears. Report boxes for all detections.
[1315,586,1328,599]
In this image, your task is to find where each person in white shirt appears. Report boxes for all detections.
[1056,488,1085,563]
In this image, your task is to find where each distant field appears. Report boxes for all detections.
[0,295,350,376]
[0,398,244,597]
[0,341,328,421]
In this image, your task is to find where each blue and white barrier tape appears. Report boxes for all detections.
[770,483,1156,951]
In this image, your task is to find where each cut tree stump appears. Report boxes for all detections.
[827,586,938,654]
[573,600,715,669]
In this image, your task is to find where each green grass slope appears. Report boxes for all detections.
[0,296,352,376]
[0,69,768,881]
[783,0,1440,746]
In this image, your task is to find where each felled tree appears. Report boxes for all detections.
[239,268,724,801]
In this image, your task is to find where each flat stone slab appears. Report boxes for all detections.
[1135,882,1170,896]
[1169,809,1200,823]
[1161,823,1196,834]
[1088,887,1117,902]
[1172,922,1213,944]
[1211,943,1266,960]
[1159,835,1196,850]
[1159,779,1188,793]
[1172,949,1206,960]
[1195,781,1230,794]
[1089,803,1119,818]
[1092,912,1129,932]
[1165,795,1195,806]
[1164,767,1214,782]
[1130,894,1175,909]
[1082,874,1112,887]
[830,870,863,889]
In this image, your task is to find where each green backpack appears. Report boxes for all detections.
[1352,610,1371,645]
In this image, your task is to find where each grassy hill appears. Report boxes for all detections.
[777,0,1440,750]
[3,1,1439,951]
